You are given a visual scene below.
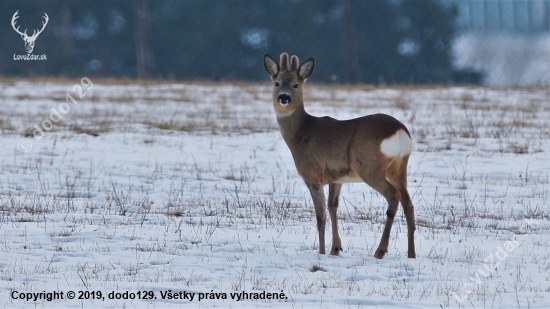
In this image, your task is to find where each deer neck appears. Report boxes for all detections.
[274,103,308,142]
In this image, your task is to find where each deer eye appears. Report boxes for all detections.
[293,84,299,88]
[275,82,280,87]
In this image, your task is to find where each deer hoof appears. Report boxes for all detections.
[374,249,387,259]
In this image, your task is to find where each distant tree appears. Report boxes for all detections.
[0,0,478,84]
[395,0,458,83]
[134,0,155,79]
[351,0,402,84]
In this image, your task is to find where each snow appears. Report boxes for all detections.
[0,80,549,308]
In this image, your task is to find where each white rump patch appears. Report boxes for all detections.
[380,129,413,158]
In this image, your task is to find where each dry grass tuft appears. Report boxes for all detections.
[310,264,327,272]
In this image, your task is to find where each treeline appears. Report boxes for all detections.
[0,0,481,84]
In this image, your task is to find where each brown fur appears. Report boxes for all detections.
[263,53,416,258]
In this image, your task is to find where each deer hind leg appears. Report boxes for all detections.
[328,183,343,255]
[354,161,400,259]
[399,187,416,258]
[306,183,327,254]
[373,181,400,259]
[386,157,416,258]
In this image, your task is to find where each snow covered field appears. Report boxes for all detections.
[0,80,548,308]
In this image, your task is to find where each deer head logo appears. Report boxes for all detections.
[11,11,49,54]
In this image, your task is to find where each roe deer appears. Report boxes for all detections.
[263,53,416,258]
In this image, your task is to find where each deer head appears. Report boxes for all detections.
[264,53,314,117]
[12,11,49,54]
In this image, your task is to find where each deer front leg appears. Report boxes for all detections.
[306,183,326,254]
[328,183,343,255]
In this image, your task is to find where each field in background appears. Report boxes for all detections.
[0,80,549,308]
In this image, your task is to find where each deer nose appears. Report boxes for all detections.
[278,94,291,105]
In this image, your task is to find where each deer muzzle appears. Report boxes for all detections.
[278,94,291,105]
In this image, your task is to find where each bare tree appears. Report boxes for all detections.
[59,5,73,57]
[340,0,358,83]
[134,0,155,79]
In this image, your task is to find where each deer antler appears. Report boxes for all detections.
[11,11,28,37]
[30,13,49,39]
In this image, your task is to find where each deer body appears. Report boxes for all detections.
[264,53,416,259]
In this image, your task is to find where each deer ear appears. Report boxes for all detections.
[298,58,315,80]
[264,54,279,77]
